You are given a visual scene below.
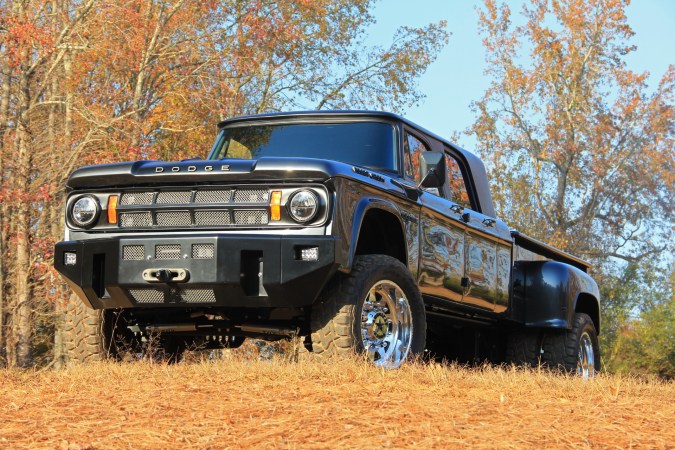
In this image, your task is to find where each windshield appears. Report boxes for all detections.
[208,122,397,173]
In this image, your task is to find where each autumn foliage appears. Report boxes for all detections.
[472,0,674,376]
[0,0,447,367]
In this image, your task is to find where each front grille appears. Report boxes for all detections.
[156,191,192,204]
[195,190,231,203]
[234,189,268,203]
[115,187,272,230]
[156,211,191,227]
[234,210,269,225]
[155,244,182,260]
[195,210,230,226]
[120,192,154,205]
[123,245,145,260]
[120,212,152,228]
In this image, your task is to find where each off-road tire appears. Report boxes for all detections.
[505,329,543,367]
[62,296,138,364]
[63,296,111,364]
[308,254,426,364]
[541,313,600,374]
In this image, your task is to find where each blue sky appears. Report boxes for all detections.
[367,0,675,150]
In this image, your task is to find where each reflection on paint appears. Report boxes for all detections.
[419,215,464,302]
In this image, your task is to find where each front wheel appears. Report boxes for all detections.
[541,313,600,378]
[308,255,426,368]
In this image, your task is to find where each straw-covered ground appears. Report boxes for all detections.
[0,353,673,449]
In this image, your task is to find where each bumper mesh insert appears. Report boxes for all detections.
[122,245,145,260]
[129,289,164,304]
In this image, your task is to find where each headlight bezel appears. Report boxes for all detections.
[69,195,101,228]
[287,189,319,223]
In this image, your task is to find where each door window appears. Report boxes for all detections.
[403,133,428,183]
[445,154,472,210]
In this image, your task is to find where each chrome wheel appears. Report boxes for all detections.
[577,331,595,379]
[360,280,413,368]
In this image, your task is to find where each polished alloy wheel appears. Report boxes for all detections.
[360,280,413,368]
[577,331,595,379]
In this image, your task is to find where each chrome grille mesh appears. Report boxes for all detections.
[195,210,230,226]
[120,212,152,228]
[156,191,192,204]
[192,243,214,259]
[156,211,191,227]
[120,192,154,205]
[122,245,145,260]
[234,189,268,203]
[116,187,272,230]
[195,190,231,203]
[234,210,269,225]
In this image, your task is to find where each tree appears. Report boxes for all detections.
[471,0,674,374]
[472,0,673,262]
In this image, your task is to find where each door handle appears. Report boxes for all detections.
[482,218,496,227]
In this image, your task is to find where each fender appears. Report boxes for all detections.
[510,260,600,332]
[331,178,408,272]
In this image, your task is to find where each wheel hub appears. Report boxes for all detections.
[365,312,389,340]
[360,280,413,368]
[577,331,595,379]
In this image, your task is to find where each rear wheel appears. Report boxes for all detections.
[308,255,426,368]
[505,329,543,367]
[541,313,600,378]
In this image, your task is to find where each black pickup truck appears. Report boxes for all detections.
[55,111,600,374]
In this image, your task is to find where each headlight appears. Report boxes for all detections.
[288,190,319,223]
[70,195,100,228]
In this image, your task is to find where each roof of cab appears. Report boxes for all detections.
[217,110,496,217]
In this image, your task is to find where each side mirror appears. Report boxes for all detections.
[419,151,446,189]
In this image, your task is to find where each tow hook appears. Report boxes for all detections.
[142,268,189,283]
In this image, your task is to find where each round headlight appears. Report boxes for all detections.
[70,196,100,228]
[288,190,319,223]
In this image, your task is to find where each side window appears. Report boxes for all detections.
[403,133,428,183]
[445,154,472,210]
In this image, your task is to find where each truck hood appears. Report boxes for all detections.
[66,157,342,189]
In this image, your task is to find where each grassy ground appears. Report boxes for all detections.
[0,354,673,449]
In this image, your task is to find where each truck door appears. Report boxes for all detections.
[404,132,465,303]
[444,152,511,312]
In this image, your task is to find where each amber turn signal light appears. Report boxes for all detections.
[270,191,282,221]
[107,195,118,224]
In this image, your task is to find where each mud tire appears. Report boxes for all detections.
[505,329,543,367]
[541,312,600,375]
[62,296,138,364]
[307,254,425,365]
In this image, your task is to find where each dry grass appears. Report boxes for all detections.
[0,354,673,449]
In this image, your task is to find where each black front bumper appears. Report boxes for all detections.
[55,235,338,309]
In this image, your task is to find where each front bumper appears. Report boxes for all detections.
[55,234,338,309]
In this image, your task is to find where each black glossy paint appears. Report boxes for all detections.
[55,235,338,309]
[55,110,601,336]
[510,260,600,330]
